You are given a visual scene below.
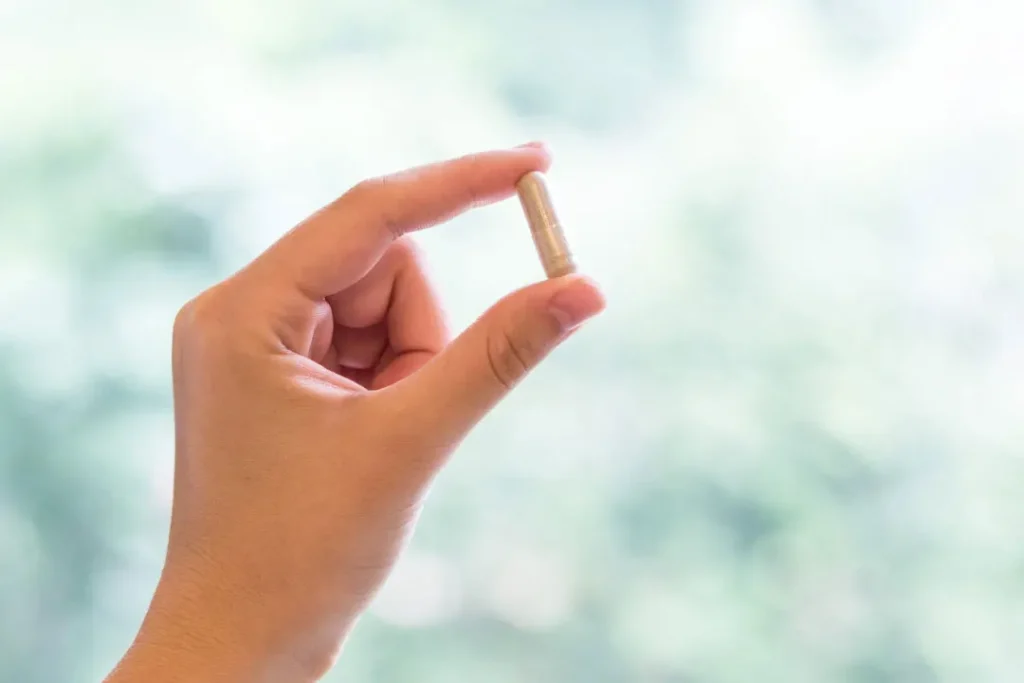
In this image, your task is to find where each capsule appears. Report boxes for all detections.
[516,171,576,278]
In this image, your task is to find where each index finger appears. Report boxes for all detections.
[257,145,552,299]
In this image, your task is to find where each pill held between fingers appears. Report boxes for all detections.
[515,171,577,279]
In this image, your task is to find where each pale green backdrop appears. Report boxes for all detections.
[2,1,1024,681]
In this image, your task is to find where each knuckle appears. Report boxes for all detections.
[172,298,197,338]
[172,286,234,354]
[485,329,533,390]
[346,177,382,204]
[328,179,373,219]
[345,176,403,240]
[461,178,484,209]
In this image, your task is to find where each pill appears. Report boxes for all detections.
[516,171,576,279]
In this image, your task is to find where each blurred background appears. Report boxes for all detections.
[2,0,1024,681]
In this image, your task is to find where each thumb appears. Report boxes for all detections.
[391,274,605,447]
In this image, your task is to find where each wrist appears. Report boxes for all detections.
[106,637,255,683]
[106,587,268,683]
[106,567,345,683]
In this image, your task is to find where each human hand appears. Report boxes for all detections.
[106,146,605,682]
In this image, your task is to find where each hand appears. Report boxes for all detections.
[106,146,605,682]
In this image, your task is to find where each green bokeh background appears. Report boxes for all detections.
[2,1,1024,681]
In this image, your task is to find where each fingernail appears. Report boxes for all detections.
[517,141,547,151]
[548,276,606,331]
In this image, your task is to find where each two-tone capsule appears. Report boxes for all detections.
[516,171,576,279]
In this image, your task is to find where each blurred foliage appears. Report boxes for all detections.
[3,1,1024,682]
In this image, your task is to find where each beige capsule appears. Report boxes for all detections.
[516,171,576,279]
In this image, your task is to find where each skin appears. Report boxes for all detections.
[103,144,606,683]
